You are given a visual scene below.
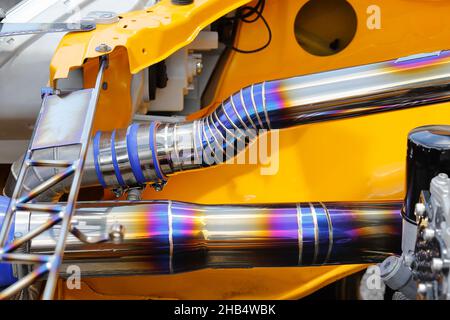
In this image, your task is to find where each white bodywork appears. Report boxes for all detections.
[0,0,156,162]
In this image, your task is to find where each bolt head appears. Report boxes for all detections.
[417,283,428,294]
[432,258,444,272]
[96,43,112,53]
[415,203,426,217]
[423,228,436,241]
[195,61,203,75]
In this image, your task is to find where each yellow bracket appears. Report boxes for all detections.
[50,0,250,83]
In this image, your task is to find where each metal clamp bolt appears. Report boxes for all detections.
[415,203,426,218]
[96,43,112,53]
[423,228,436,241]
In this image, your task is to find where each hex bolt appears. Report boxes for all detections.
[423,228,436,241]
[195,61,203,75]
[417,283,428,294]
[96,43,112,53]
[415,203,426,218]
[127,188,142,201]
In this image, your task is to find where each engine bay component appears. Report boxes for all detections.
[0,198,401,285]
[0,58,106,299]
[6,50,450,197]
[379,126,450,300]
[412,172,450,299]
[0,21,96,37]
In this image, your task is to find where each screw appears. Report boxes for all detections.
[417,283,428,294]
[127,188,142,201]
[423,228,436,241]
[195,61,203,75]
[431,258,444,272]
[112,188,124,198]
[81,23,95,30]
[151,181,166,192]
[96,43,112,53]
[415,203,426,217]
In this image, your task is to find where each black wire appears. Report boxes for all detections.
[224,0,272,54]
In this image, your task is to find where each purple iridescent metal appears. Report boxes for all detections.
[93,50,450,189]
[6,51,450,195]
[21,200,402,276]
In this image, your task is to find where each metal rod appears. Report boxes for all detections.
[15,203,65,213]
[0,264,48,300]
[27,160,73,168]
[16,165,76,204]
[41,58,106,300]
[0,253,51,264]
[2,215,62,253]
[0,91,54,246]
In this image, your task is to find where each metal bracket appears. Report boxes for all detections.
[0,58,106,300]
[0,21,96,37]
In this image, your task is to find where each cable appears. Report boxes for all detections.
[224,0,272,54]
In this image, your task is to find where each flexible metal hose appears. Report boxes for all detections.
[5,50,450,197]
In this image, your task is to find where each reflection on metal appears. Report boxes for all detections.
[0,22,96,37]
[7,50,450,195]
[21,200,402,276]
[89,50,450,190]
[0,58,106,300]
[31,90,93,150]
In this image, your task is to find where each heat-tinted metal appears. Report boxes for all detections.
[24,200,402,276]
[90,50,450,189]
[7,51,450,194]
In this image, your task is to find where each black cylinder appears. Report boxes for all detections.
[404,125,450,223]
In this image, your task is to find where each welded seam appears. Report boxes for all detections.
[261,82,272,129]
[250,84,265,129]
[240,89,257,131]
[168,200,174,274]
[320,202,333,265]
[296,204,303,266]
[309,203,319,265]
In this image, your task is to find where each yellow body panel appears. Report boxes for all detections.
[58,0,450,299]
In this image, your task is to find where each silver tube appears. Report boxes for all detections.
[5,50,450,197]
[11,200,401,277]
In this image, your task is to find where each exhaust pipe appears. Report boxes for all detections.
[5,50,450,198]
[0,198,401,281]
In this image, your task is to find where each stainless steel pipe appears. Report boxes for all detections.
[5,200,401,277]
[5,50,450,198]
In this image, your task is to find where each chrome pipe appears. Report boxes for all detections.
[7,200,402,277]
[5,50,450,196]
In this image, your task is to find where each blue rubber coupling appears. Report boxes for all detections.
[0,196,16,287]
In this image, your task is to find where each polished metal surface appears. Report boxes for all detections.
[0,22,95,37]
[0,59,106,300]
[31,90,92,150]
[114,128,135,186]
[18,200,402,277]
[6,50,450,194]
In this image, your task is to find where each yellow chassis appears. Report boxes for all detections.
[51,0,450,299]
